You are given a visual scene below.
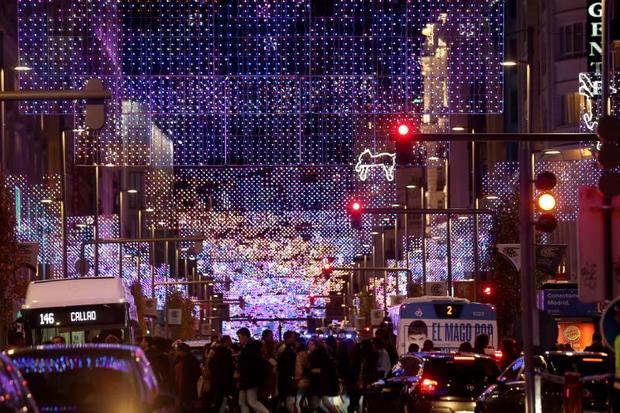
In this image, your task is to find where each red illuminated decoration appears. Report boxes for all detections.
[321,262,333,280]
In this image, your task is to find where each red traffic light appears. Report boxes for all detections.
[482,285,493,296]
[348,201,363,229]
[398,124,410,136]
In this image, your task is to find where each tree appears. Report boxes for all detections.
[0,168,27,344]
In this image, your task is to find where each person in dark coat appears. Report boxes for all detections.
[236,327,270,413]
[205,336,235,413]
[277,331,298,412]
[138,336,174,392]
[307,338,339,411]
[174,342,202,413]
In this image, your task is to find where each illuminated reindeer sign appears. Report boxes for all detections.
[355,149,396,182]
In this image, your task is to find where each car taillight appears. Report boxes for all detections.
[494,350,503,360]
[419,378,438,394]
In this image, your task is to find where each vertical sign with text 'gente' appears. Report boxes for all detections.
[587,1,602,73]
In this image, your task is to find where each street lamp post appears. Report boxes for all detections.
[503,59,536,413]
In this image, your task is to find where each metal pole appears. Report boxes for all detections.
[446,215,452,296]
[421,188,427,292]
[164,229,169,337]
[601,0,614,302]
[137,209,142,284]
[150,224,155,299]
[472,138,479,300]
[473,198,479,302]
[394,217,399,296]
[520,141,536,413]
[60,200,66,277]
[94,163,99,276]
[0,89,112,101]
[382,232,387,313]
[363,254,368,292]
[119,190,123,278]
[60,131,68,277]
[404,189,409,274]
[1,69,5,171]
[520,60,536,413]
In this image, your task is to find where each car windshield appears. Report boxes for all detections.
[547,354,611,377]
[422,356,500,396]
[11,354,140,412]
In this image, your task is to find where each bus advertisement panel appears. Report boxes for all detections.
[392,299,497,353]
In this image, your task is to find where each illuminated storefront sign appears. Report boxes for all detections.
[587,1,602,73]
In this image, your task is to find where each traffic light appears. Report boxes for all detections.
[480,283,494,302]
[394,120,414,165]
[397,123,410,136]
[321,261,334,280]
[347,200,363,229]
[534,171,558,233]
[596,115,620,198]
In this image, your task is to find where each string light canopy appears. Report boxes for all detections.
[18,0,504,167]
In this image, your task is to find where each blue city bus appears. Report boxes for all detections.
[389,296,498,353]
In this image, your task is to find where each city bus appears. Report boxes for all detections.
[389,296,497,354]
[19,277,134,344]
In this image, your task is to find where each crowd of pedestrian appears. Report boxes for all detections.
[2,325,571,413]
[134,325,401,413]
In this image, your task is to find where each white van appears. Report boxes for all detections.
[20,277,133,344]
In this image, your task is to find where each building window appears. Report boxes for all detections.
[560,92,584,125]
[559,23,585,58]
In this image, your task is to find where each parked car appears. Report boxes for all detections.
[6,344,175,413]
[365,352,500,413]
[0,352,39,413]
[476,351,612,413]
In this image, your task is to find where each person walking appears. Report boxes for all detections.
[204,336,235,413]
[374,338,392,378]
[277,331,298,412]
[174,342,202,413]
[260,329,278,407]
[236,327,270,413]
[294,337,311,412]
[474,334,490,355]
[306,338,339,412]
[138,336,173,392]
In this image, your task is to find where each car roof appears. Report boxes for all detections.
[184,339,211,348]
[4,344,144,359]
[542,351,610,358]
[403,351,495,361]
